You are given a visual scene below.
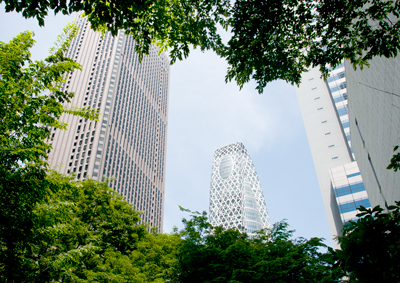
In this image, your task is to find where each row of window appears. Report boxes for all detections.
[325,65,371,211]
[112,77,160,170]
[66,17,87,60]
[105,137,162,228]
[334,181,365,198]
[123,36,169,114]
[333,92,348,103]
[60,19,165,229]
[347,172,361,178]
[330,82,347,93]
[338,198,371,214]
[341,119,350,129]
[315,77,341,161]
[67,31,117,178]
[106,33,165,229]
[91,34,123,177]
[113,57,167,181]
[337,104,349,117]
[245,220,263,233]
[73,23,166,230]
[327,69,355,156]
[327,71,345,83]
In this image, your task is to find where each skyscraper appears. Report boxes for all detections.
[209,142,270,234]
[346,56,400,210]
[47,14,170,231]
[296,64,371,247]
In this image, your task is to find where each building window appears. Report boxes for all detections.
[347,172,361,178]
[342,120,350,128]
[334,181,365,197]
[338,198,370,214]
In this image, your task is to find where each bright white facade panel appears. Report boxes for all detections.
[209,142,270,234]
[330,162,370,223]
[296,67,349,245]
[296,64,371,248]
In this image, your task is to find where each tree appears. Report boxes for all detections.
[0,171,181,282]
[387,145,400,171]
[223,0,315,93]
[178,210,343,283]
[0,24,98,170]
[223,0,400,92]
[0,26,181,282]
[0,27,98,281]
[334,202,400,283]
[3,0,400,93]
[1,0,230,63]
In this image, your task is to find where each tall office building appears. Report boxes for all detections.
[296,64,371,247]
[209,142,270,234]
[346,56,400,209]
[47,14,170,231]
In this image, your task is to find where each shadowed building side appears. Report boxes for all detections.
[346,56,400,211]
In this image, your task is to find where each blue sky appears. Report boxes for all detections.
[1,8,334,247]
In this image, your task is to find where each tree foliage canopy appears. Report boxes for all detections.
[3,0,400,92]
[0,23,98,170]
[224,0,400,92]
[0,27,98,281]
[177,210,343,283]
[0,172,181,282]
[1,0,231,64]
[0,26,180,283]
[387,145,400,171]
[334,202,400,283]
[2,16,400,282]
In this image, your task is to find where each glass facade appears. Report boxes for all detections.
[209,142,270,234]
[326,64,371,223]
[296,61,374,245]
[48,14,169,232]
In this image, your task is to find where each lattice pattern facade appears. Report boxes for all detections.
[209,142,270,234]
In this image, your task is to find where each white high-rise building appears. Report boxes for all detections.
[209,142,270,234]
[346,56,400,210]
[47,14,170,231]
[296,64,371,247]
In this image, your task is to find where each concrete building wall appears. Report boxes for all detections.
[346,57,400,209]
[296,68,351,245]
